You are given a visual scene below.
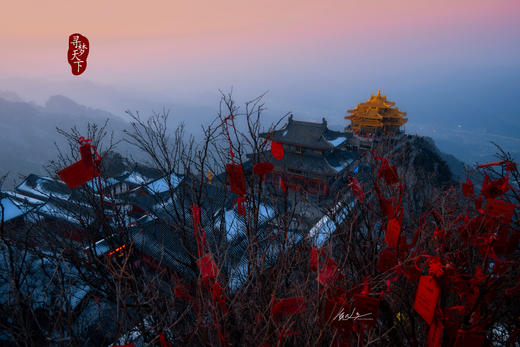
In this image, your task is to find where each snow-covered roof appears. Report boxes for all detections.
[0,197,25,222]
[220,203,275,242]
[331,158,354,172]
[327,136,348,147]
[16,174,71,200]
[37,201,83,224]
[146,174,183,195]
[85,177,119,191]
[84,238,111,257]
[1,191,45,206]
[109,315,154,347]
[123,171,148,185]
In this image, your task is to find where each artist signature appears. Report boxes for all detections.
[333,306,373,321]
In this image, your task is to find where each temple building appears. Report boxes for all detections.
[345,89,407,135]
[259,115,357,197]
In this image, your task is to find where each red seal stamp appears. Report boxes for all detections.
[67,33,89,75]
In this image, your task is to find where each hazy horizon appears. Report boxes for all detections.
[1,0,519,168]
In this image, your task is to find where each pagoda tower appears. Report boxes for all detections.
[345,89,407,135]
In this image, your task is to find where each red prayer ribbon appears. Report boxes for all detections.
[413,275,440,325]
[348,176,364,203]
[57,137,102,190]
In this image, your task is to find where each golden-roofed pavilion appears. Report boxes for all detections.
[346,89,407,135]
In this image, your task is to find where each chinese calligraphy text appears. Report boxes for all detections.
[67,33,89,75]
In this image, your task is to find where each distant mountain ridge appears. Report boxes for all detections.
[0,92,468,190]
[44,95,116,120]
[0,93,134,188]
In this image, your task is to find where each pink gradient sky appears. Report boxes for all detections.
[2,0,518,81]
[2,0,519,168]
[1,0,519,127]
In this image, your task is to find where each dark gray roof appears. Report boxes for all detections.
[261,150,338,176]
[261,116,334,150]
[16,174,71,200]
[34,196,97,227]
[128,184,234,279]
[260,116,352,151]
[128,181,280,285]
[131,220,195,279]
[325,150,360,173]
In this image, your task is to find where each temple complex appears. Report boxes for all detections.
[259,115,356,197]
[345,89,407,135]
[248,90,407,197]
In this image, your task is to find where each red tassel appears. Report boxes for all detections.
[197,253,219,280]
[317,257,339,286]
[461,179,474,198]
[280,176,287,193]
[348,176,364,203]
[475,195,484,214]
[226,163,246,195]
[212,281,228,313]
[79,144,94,165]
[271,141,284,160]
[384,165,400,185]
[236,196,246,216]
[433,228,445,244]
[374,183,395,218]
[426,319,444,347]
[427,257,444,278]
[191,205,204,256]
[377,158,399,185]
[385,218,401,248]
[191,205,200,233]
[271,297,305,322]
[413,275,440,325]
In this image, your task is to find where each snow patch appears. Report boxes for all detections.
[308,200,355,247]
[147,174,182,194]
[332,159,354,172]
[0,198,25,222]
[124,172,148,185]
[328,137,347,147]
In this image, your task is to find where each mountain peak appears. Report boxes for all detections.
[45,95,84,114]
[0,90,23,102]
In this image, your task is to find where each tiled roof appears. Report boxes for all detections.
[261,150,338,176]
[261,117,334,150]
[16,174,71,200]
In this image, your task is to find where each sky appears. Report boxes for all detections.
[1,0,519,162]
